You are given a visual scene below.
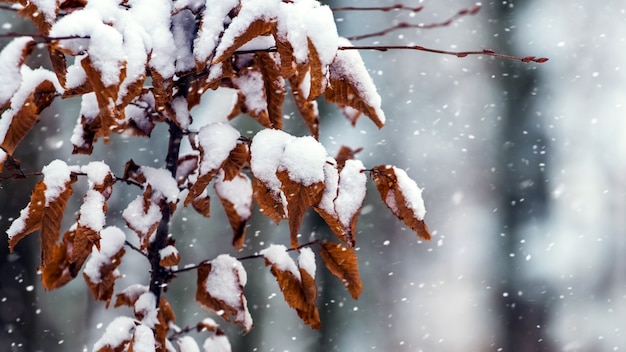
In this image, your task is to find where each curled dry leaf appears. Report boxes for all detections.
[319,241,362,299]
[371,165,431,241]
[214,172,253,250]
[83,226,127,307]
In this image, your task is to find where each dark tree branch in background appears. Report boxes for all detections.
[346,5,481,41]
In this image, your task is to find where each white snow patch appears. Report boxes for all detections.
[78,190,106,231]
[206,254,252,331]
[83,226,126,284]
[393,166,426,220]
[260,244,300,279]
[135,292,158,328]
[298,247,316,278]
[122,195,162,236]
[0,37,34,106]
[202,334,232,352]
[335,160,367,226]
[140,166,180,203]
[196,123,240,175]
[93,316,136,351]
[278,136,327,186]
[214,172,253,220]
[131,324,155,352]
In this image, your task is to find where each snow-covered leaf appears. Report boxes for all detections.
[214,172,253,250]
[83,226,126,307]
[196,255,253,332]
[371,165,431,241]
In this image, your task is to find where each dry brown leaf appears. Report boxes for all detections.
[277,171,325,248]
[252,177,286,223]
[214,173,252,250]
[196,256,253,332]
[306,38,324,101]
[83,246,126,308]
[155,297,176,351]
[19,1,56,34]
[191,194,211,218]
[41,229,81,290]
[261,246,320,329]
[0,79,57,162]
[159,245,181,267]
[221,142,250,182]
[213,19,275,64]
[319,241,362,299]
[370,165,431,241]
[289,65,320,139]
[175,154,199,186]
[149,67,173,120]
[81,56,123,141]
[256,52,285,129]
[335,146,363,169]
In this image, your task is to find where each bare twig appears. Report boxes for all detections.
[346,5,481,41]
[332,4,424,12]
[124,240,148,258]
[339,46,549,63]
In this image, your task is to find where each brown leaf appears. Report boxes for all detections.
[261,245,320,329]
[371,165,431,241]
[83,227,126,307]
[1,79,57,161]
[191,194,211,218]
[155,297,176,351]
[19,1,57,34]
[324,41,385,128]
[319,241,362,299]
[277,171,325,248]
[335,146,362,169]
[213,19,275,64]
[214,173,252,250]
[272,29,296,78]
[196,255,253,332]
[222,142,250,182]
[41,228,82,290]
[252,177,286,223]
[81,56,124,141]
[175,154,199,186]
[231,66,272,128]
[289,64,320,139]
[159,245,181,267]
[148,67,173,120]
[306,38,324,100]
[256,52,285,129]
[123,188,161,250]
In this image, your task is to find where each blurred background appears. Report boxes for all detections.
[1,0,625,351]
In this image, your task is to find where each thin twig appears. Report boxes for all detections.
[339,46,549,63]
[171,239,322,275]
[125,240,148,258]
[332,4,424,12]
[346,5,481,41]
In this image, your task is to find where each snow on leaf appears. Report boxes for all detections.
[212,0,279,64]
[0,67,59,171]
[250,129,295,222]
[324,38,386,128]
[93,316,136,352]
[202,332,232,352]
[114,284,149,308]
[260,244,320,329]
[193,0,240,68]
[7,160,77,268]
[277,171,324,248]
[131,324,156,352]
[315,159,366,246]
[319,241,362,299]
[178,336,201,352]
[186,122,241,205]
[278,135,326,186]
[230,67,271,128]
[214,172,253,250]
[159,245,181,267]
[371,165,431,241]
[83,226,126,307]
[196,255,253,332]
[122,192,161,250]
[0,37,35,108]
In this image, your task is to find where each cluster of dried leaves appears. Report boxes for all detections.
[1,0,431,350]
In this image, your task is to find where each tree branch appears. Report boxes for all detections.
[332,4,424,12]
[346,5,481,41]
[339,46,549,63]
[170,239,322,275]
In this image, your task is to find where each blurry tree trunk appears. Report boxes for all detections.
[490,2,556,351]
